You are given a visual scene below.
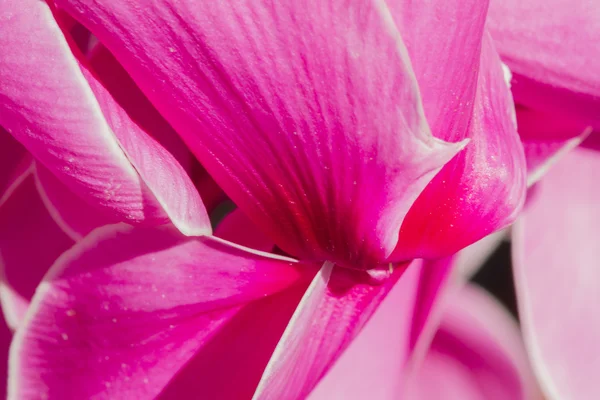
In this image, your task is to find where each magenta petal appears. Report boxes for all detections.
[488,0,600,129]
[0,174,73,329]
[159,285,306,399]
[0,127,32,206]
[405,285,539,400]
[9,226,313,399]
[35,163,118,240]
[253,263,404,399]
[394,34,526,260]
[215,209,275,253]
[87,44,193,173]
[308,259,454,399]
[57,0,465,267]
[516,107,591,185]
[0,0,209,235]
[513,147,600,400]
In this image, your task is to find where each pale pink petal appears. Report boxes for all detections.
[253,262,406,399]
[0,0,209,235]
[0,175,73,329]
[0,127,32,206]
[405,285,540,400]
[57,0,465,268]
[513,147,600,400]
[159,285,306,399]
[0,311,10,400]
[35,163,118,240]
[386,0,487,143]
[394,34,526,260]
[9,226,315,400]
[516,107,591,185]
[215,209,275,253]
[488,0,600,129]
[308,258,455,399]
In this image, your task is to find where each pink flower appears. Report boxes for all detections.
[0,0,528,399]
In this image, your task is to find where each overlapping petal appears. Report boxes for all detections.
[404,285,539,400]
[0,127,31,207]
[0,0,209,235]
[515,107,591,185]
[513,146,600,400]
[488,0,600,129]
[9,226,315,400]
[0,173,73,329]
[394,34,526,260]
[215,209,275,253]
[56,0,465,268]
[34,162,118,240]
[159,286,306,399]
[310,283,539,400]
[308,258,453,399]
[253,262,405,399]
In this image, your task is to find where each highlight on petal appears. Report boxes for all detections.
[9,226,314,400]
[394,34,526,260]
[0,311,11,400]
[488,0,600,129]
[57,0,465,267]
[0,0,209,235]
[0,174,73,329]
[404,285,540,400]
[35,163,119,241]
[253,262,405,399]
[308,258,455,399]
[513,147,600,400]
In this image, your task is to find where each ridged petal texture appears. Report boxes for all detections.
[0,0,209,235]
[55,0,466,268]
[8,226,314,400]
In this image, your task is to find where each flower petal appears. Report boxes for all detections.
[515,107,591,185]
[405,285,540,400]
[215,209,275,253]
[0,127,32,206]
[394,34,526,260]
[0,311,11,400]
[158,285,306,399]
[35,163,118,241]
[488,0,600,129]
[307,258,454,399]
[512,147,600,400]
[0,174,73,329]
[386,0,488,142]
[0,0,209,235]
[253,262,405,399]
[56,0,465,267]
[9,226,314,400]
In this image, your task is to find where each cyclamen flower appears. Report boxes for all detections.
[0,0,529,399]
